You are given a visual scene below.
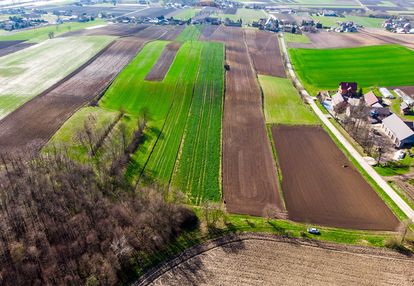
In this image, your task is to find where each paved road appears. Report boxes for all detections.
[280,33,414,221]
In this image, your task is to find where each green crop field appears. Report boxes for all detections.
[176,25,202,42]
[0,19,106,43]
[171,42,224,204]
[283,32,311,43]
[289,45,414,95]
[0,35,113,119]
[260,75,319,125]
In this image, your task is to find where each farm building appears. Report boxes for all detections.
[401,102,410,115]
[338,82,357,97]
[382,113,414,147]
[379,87,395,99]
[363,91,380,107]
[394,89,414,107]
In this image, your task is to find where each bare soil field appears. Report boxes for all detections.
[244,29,285,77]
[205,26,284,217]
[138,234,414,286]
[0,26,172,155]
[271,125,399,230]
[0,40,34,57]
[145,42,181,81]
[200,24,219,39]
[289,29,414,49]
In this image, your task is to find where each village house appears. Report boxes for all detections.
[363,91,380,107]
[331,93,347,113]
[401,102,410,115]
[382,114,414,148]
[395,89,414,107]
[338,82,357,97]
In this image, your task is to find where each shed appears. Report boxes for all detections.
[381,114,414,147]
[394,89,414,106]
[379,87,395,99]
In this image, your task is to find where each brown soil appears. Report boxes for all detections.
[0,40,34,57]
[157,25,185,41]
[60,23,150,37]
[137,233,414,286]
[271,125,399,230]
[398,86,414,96]
[289,29,414,50]
[0,26,172,155]
[200,24,219,39]
[244,29,285,77]
[145,42,181,81]
[207,26,284,217]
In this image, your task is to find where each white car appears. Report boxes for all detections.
[394,150,406,160]
[307,227,321,235]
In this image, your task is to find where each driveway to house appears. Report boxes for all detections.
[279,33,414,221]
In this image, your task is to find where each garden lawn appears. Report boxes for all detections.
[173,8,201,20]
[312,15,383,28]
[0,35,114,119]
[171,42,224,204]
[260,75,319,125]
[0,19,106,43]
[283,32,311,43]
[289,45,414,95]
[214,8,268,24]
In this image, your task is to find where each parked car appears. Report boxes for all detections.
[307,227,321,235]
[394,150,406,160]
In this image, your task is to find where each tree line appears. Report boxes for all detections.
[0,112,197,285]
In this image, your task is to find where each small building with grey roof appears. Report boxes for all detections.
[381,113,414,147]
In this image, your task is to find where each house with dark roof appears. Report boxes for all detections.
[382,114,414,147]
[338,82,357,97]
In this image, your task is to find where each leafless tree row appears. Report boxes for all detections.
[0,114,197,286]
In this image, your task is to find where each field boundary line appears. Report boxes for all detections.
[279,33,414,222]
[132,232,413,286]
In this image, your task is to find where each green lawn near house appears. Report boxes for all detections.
[283,32,311,43]
[289,45,414,96]
[213,8,268,25]
[260,75,319,125]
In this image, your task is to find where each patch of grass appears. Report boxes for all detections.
[214,8,268,24]
[311,15,383,28]
[172,8,201,20]
[260,75,319,125]
[283,32,311,43]
[375,156,413,176]
[0,35,113,118]
[171,42,224,204]
[175,25,202,42]
[389,97,414,121]
[289,45,414,96]
[0,19,106,43]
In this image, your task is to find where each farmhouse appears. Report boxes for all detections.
[332,93,347,112]
[338,82,357,97]
[363,91,380,107]
[382,113,414,147]
[394,89,414,107]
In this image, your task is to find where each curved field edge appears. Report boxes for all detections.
[171,41,225,204]
[289,44,414,95]
[127,210,408,285]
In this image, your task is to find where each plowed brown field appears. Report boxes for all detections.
[271,125,399,230]
[289,29,414,49]
[0,40,34,57]
[399,86,414,96]
[244,29,285,77]
[207,26,283,217]
[0,26,172,155]
[138,234,414,286]
[145,42,181,81]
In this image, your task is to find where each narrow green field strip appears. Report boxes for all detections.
[176,25,202,42]
[289,45,414,95]
[143,42,204,183]
[173,8,201,20]
[260,75,319,125]
[0,19,107,43]
[283,33,311,44]
[171,42,224,204]
[0,35,114,117]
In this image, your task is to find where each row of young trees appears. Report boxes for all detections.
[0,112,197,285]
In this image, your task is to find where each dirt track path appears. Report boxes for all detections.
[134,233,414,286]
